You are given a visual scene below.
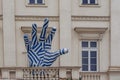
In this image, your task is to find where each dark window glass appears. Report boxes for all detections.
[90,51,97,65]
[82,41,88,47]
[37,0,43,4]
[90,58,96,64]
[90,65,97,71]
[82,65,88,71]
[82,0,88,4]
[90,42,97,47]
[90,0,95,4]
[29,0,35,4]
[82,58,88,64]
[82,51,88,57]
[90,51,96,57]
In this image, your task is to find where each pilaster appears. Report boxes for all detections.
[110,0,120,79]
[110,0,120,67]
[2,0,16,67]
[59,0,72,66]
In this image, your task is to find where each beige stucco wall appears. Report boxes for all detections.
[0,0,3,67]
[72,0,110,16]
[15,0,59,16]
[0,20,3,67]
[71,28,80,66]
[72,21,109,28]
[109,0,120,79]
[0,0,2,15]
[111,0,120,66]
[99,29,109,71]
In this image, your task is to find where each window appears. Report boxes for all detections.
[26,0,47,7]
[81,41,98,71]
[82,0,98,5]
[29,0,45,4]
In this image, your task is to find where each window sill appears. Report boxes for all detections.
[79,4,100,7]
[80,71,98,72]
[26,3,47,7]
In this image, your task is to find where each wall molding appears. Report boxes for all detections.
[21,26,52,33]
[0,15,2,20]
[74,27,108,40]
[72,16,110,21]
[5,16,110,22]
[15,16,59,21]
[1,15,110,22]
[108,66,120,72]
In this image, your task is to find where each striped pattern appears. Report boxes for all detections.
[24,18,68,67]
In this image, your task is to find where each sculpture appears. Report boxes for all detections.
[23,18,68,67]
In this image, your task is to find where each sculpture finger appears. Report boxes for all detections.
[24,34,30,51]
[45,27,56,51]
[39,18,49,42]
[59,48,69,55]
[42,48,68,66]
[31,24,38,48]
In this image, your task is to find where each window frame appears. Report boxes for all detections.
[82,0,98,5]
[79,0,101,7]
[25,0,48,7]
[29,0,45,4]
[81,40,99,72]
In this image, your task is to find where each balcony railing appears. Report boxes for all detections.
[0,66,80,80]
[80,72,108,80]
[23,67,59,80]
[0,67,109,80]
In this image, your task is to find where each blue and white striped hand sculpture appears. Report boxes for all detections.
[24,18,68,67]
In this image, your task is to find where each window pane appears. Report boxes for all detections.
[82,58,88,64]
[90,0,95,4]
[82,0,88,4]
[37,0,43,4]
[82,65,88,71]
[90,51,97,57]
[91,65,97,71]
[82,41,88,47]
[90,42,97,47]
[82,51,88,57]
[29,0,35,4]
[90,58,97,64]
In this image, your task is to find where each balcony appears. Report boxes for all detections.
[0,66,80,80]
[0,67,109,80]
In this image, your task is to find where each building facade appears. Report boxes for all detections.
[0,0,120,80]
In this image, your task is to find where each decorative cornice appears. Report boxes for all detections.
[0,15,3,20]
[15,16,59,21]
[74,27,108,40]
[6,16,110,21]
[72,16,110,21]
[21,26,52,33]
[108,66,120,72]
[74,27,108,34]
